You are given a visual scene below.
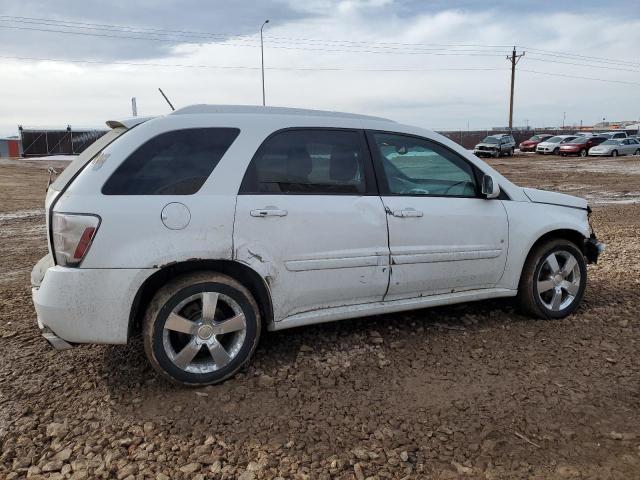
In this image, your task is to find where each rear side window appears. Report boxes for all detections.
[102,128,239,195]
[240,129,368,194]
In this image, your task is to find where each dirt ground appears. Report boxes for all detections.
[1,153,639,480]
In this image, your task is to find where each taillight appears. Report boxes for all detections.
[52,213,100,267]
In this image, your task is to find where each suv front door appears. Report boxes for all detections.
[367,131,509,300]
[234,128,390,322]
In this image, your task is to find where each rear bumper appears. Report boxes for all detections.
[32,263,154,345]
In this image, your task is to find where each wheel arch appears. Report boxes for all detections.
[517,228,589,287]
[128,259,273,340]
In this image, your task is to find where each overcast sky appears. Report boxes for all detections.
[1,0,639,136]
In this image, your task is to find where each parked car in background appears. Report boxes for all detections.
[474,134,516,158]
[536,135,578,155]
[574,132,597,137]
[30,105,603,385]
[589,138,640,157]
[559,136,607,157]
[519,134,553,152]
[598,132,628,139]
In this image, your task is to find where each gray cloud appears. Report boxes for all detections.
[0,0,307,61]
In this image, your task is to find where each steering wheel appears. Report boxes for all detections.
[407,187,430,195]
[443,180,470,195]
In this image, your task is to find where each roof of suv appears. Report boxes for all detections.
[170,104,395,123]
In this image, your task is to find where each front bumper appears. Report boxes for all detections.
[584,235,605,264]
[474,149,498,156]
[32,260,154,345]
[588,151,610,156]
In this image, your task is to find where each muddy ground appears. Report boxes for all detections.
[0,153,639,480]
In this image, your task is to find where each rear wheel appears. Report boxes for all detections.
[635,149,640,156]
[579,149,587,157]
[553,147,559,155]
[611,150,618,157]
[517,239,587,319]
[143,272,261,385]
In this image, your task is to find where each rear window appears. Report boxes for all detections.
[50,128,125,192]
[102,128,239,195]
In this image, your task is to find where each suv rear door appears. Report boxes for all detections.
[366,130,508,300]
[233,128,390,322]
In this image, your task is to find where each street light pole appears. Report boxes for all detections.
[260,20,270,106]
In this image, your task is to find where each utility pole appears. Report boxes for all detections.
[506,46,525,130]
[562,112,566,130]
[260,20,270,106]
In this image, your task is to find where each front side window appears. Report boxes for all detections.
[371,132,476,197]
[240,129,367,194]
[102,128,240,195]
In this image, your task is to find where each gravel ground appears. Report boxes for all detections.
[1,154,639,480]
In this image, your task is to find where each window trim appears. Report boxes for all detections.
[101,127,240,196]
[238,127,379,196]
[365,129,484,199]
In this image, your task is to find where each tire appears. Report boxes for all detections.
[143,272,261,386]
[635,149,640,156]
[553,147,559,155]
[516,238,587,319]
[492,150,499,158]
[510,148,515,156]
[611,150,618,157]
[579,149,587,157]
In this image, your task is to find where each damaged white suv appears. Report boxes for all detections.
[32,105,603,385]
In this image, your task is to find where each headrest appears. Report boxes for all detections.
[330,145,359,182]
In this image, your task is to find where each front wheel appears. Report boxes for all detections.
[143,272,261,386]
[635,149,640,156]
[579,149,587,157]
[611,150,618,157]
[553,147,559,155]
[517,239,587,319]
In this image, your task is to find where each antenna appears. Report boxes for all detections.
[158,88,175,111]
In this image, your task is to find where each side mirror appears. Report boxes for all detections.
[481,174,500,199]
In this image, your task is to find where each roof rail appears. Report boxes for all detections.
[170,104,394,122]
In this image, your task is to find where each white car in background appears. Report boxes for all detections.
[536,135,578,155]
[589,138,640,157]
[31,105,603,385]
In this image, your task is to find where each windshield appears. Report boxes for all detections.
[601,140,619,145]
[481,136,500,144]
[50,128,127,191]
[567,137,587,144]
[529,135,544,141]
[546,136,562,143]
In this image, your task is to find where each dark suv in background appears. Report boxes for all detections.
[474,134,516,158]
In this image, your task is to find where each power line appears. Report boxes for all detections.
[519,69,640,86]
[0,15,513,50]
[2,14,639,68]
[520,45,640,68]
[0,54,509,72]
[526,55,640,73]
[0,24,507,57]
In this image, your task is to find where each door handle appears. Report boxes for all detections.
[250,207,288,217]
[392,208,423,218]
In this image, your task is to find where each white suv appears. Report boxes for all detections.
[31,105,604,385]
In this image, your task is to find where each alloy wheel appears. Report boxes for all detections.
[536,250,582,312]
[162,292,247,373]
